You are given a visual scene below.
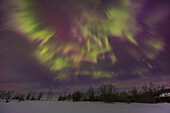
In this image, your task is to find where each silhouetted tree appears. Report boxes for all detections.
[86,87,95,101]
[18,94,25,102]
[5,91,13,103]
[47,89,53,101]
[98,84,117,103]
[26,92,32,100]
[72,91,84,102]
[1,91,6,99]
[66,94,72,101]
[57,83,169,103]
[129,87,140,102]
[30,92,36,100]
[13,92,20,100]
[37,92,43,100]
[58,95,66,101]
[118,91,130,103]
[140,83,167,103]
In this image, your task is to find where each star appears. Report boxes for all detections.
[142,58,145,62]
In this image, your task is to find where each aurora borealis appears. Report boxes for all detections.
[0,0,170,92]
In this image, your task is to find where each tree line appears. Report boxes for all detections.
[0,89,53,103]
[58,83,169,103]
[0,83,169,103]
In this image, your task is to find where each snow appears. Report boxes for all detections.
[160,93,170,97]
[0,101,169,113]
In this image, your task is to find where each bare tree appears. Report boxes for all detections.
[86,87,95,101]
[26,92,32,100]
[13,92,20,99]
[37,92,43,100]
[18,94,25,102]
[30,92,36,100]
[98,84,117,103]
[72,91,84,102]
[47,89,53,101]
[5,91,13,103]
[1,91,6,99]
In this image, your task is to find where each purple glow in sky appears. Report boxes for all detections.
[0,0,170,93]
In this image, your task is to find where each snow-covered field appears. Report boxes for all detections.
[0,101,169,113]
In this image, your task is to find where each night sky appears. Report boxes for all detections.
[0,0,170,93]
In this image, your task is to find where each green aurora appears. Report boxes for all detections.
[6,0,165,80]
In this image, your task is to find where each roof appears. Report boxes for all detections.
[154,89,170,97]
